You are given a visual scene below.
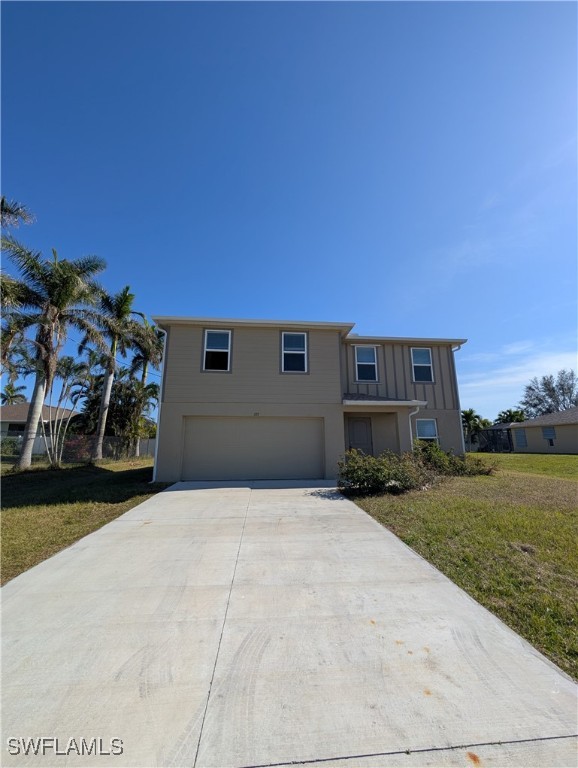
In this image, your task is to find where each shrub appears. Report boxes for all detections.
[338,443,494,496]
[338,449,436,495]
[413,440,495,477]
[0,437,21,457]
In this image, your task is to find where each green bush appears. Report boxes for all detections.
[0,437,21,457]
[413,440,496,477]
[337,449,436,495]
[338,443,494,496]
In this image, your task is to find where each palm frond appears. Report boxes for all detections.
[1,197,34,228]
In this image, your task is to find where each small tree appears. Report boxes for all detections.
[41,356,92,467]
[519,369,578,418]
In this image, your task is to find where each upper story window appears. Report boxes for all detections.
[203,329,231,371]
[416,418,438,443]
[282,332,307,372]
[411,347,433,382]
[355,346,378,382]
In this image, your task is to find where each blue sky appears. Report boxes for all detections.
[2,1,576,420]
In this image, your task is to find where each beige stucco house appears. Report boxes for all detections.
[152,317,466,482]
[509,408,578,454]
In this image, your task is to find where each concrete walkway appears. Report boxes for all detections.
[2,484,577,768]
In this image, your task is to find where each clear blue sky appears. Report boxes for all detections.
[2,1,576,419]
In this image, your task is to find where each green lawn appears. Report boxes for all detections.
[476,452,578,480]
[356,454,578,680]
[1,458,169,585]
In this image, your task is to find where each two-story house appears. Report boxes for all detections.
[152,317,466,482]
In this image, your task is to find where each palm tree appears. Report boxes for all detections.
[41,355,94,467]
[495,409,526,424]
[128,319,164,456]
[1,382,27,405]
[129,320,164,385]
[461,408,483,452]
[1,196,33,229]
[1,237,106,470]
[88,286,141,461]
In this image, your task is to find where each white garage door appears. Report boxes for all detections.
[182,416,324,480]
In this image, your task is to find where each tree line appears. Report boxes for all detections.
[1,196,164,469]
[462,369,578,450]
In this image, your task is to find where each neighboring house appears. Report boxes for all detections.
[0,403,77,438]
[152,317,466,482]
[509,408,578,455]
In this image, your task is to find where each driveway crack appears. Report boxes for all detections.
[233,733,578,768]
[192,489,252,768]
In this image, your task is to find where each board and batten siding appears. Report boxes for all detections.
[343,342,459,410]
[162,325,344,405]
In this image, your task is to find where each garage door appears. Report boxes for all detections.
[182,416,324,480]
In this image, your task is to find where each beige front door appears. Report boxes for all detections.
[347,417,373,455]
[182,416,324,480]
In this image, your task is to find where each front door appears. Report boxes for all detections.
[347,417,373,455]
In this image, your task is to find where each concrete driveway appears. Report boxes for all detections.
[2,483,577,768]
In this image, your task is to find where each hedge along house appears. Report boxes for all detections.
[152,317,467,482]
[509,408,578,454]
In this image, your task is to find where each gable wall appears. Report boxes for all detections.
[342,342,459,410]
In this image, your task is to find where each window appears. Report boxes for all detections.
[416,419,438,442]
[542,427,556,440]
[514,429,527,448]
[411,348,433,383]
[355,346,378,382]
[203,329,231,371]
[282,332,307,372]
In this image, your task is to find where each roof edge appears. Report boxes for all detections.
[345,336,467,345]
[152,316,355,333]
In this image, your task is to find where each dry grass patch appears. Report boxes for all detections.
[1,458,169,584]
[357,467,578,680]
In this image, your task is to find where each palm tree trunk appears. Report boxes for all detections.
[15,374,46,470]
[92,367,114,461]
[133,362,148,459]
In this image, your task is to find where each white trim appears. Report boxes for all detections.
[411,347,434,383]
[153,316,355,334]
[343,399,427,407]
[354,345,378,383]
[408,405,422,449]
[203,329,232,372]
[281,331,308,373]
[416,417,439,442]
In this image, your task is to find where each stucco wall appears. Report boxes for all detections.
[511,424,578,454]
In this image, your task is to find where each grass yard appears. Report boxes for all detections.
[476,452,578,480]
[356,453,578,680]
[1,458,169,585]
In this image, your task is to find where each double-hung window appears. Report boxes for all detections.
[282,332,307,372]
[411,348,433,382]
[542,427,556,447]
[355,346,378,382]
[203,330,231,371]
[416,419,438,443]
